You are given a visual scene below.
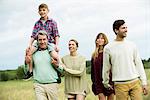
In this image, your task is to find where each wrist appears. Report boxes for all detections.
[104,83,111,88]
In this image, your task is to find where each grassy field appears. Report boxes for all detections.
[0,69,150,100]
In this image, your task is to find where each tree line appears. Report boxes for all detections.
[0,58,150,81]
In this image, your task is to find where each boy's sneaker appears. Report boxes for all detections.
[24,71,33,80]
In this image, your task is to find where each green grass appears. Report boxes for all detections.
[0,80,34,100]
[0,69,150,100]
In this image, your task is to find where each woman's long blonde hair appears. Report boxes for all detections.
[92,33,108,59]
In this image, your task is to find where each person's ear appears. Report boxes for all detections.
[115,29,118,34]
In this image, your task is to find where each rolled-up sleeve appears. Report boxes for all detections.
[52,20,59,37]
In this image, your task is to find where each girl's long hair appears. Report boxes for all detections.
[92,33,108,59]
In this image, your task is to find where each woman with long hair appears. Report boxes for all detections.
[91,33,114,100]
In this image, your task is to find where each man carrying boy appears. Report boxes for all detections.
[25,31,63,100]
[25,3,60,79]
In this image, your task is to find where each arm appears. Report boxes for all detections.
[91,58,95,83]
[25,48,32,64]
[29,37,35,48]
[55,36,59,46]
[52,20,60,52]
[24,49,34,73]
[102,47,112,88]
[50,50,59,61]
[133,46,148,95]
[50,50,64,73]
[30,21,39,47]
[52,19,59,44]
[64,62,85,76]
[62,57,86,76]
[24,49,31,73]
[54,36,60,52]
[51,58,64,73]
[27,21,39,49]
[133,46,147,85]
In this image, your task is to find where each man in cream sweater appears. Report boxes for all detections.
[102,19,148,100]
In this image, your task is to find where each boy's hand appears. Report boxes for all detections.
[25,48,32,64]
[27,44,32,50]
[26,48,32,56]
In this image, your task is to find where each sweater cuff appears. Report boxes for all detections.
[56,65,64,73]
[103,83,111,88]
[142,80,147,85]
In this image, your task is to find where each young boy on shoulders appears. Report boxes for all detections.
[24,3,60,79]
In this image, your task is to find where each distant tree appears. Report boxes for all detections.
[143,58,150,69]
[86,60,91,74]
[86,60,91,67]
[148,58,150,62]
[142,59,146,63]
[0,72,9,81]
[16,66,25,79]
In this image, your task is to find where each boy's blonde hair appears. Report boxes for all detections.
[39,3,49,10]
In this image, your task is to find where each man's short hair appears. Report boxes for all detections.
[69,39,79,48]
[37,30,48,40]
[113,20,125,35]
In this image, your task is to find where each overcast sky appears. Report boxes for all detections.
[0,0,149,70]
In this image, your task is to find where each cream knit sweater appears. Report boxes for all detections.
[103,40,147,88]
[62,54,90,95]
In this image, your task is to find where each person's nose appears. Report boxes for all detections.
[69,44,73,49]
[125,29,127,32]
[125,27,127,31]
[41,40,44,43]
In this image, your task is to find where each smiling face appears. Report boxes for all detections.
[96,34,105,47]
[95,33,108,48]
[115,24,128,38]
[37,34,48,49]
[38,7,49,19]
[68,40,78,54]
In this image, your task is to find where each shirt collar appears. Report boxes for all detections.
[39,17,52,22]
[37,47,48,51]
